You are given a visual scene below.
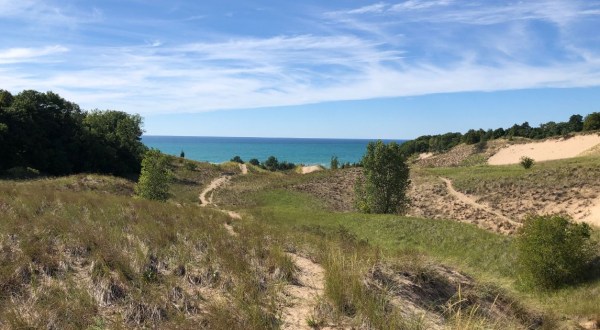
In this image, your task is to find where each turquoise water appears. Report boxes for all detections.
[142,136,406,166]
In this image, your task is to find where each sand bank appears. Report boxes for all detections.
[488,134,600,165]
[301,165,323,174]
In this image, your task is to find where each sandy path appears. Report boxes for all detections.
[488,134,600,165]
[199,176,231,206]
[240,163,248,174]
[441,178,520,227]
[281,253,325,330]
[199,170,326,328]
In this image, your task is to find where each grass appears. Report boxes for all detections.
[0,174,294,329]
[422,155,600,194]
[223,166,600,328]
[2,152,600,328]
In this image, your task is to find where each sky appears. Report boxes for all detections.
[1,0,599,139]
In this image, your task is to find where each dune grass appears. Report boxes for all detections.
[0,175,294,329]
[236,178,599,327]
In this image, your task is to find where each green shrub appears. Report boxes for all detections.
[520,156,534,169]
[230,155,244,164]
[583,112,600,131]
[134,149,172,201]
[248,158,260,166]
[183,161,197,171]
[330,156,339,170]
[355,140,410,214]
[516,214,597,289]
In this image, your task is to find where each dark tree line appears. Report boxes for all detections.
[232,155,296,171]
[0,89,147,177]
[400,113,600,156]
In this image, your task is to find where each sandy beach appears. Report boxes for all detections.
[488,134,600,165]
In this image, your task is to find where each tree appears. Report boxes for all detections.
[180,150,185,158]
[135,149,172,201]
[330,156,339,170]
[230,155,244,164]
[263,156,279,171]
[516,214,596,289]
[355,140,411,214]
[3,90,85,174]
[568,114,583,132]
[248,158,260,166]
[583,112,600,131]
[83,110,147,176]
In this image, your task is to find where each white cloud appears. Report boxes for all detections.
[0,1,598,116]
[0,45,68,64]
[347,3,388,15]
[390,0,453,11]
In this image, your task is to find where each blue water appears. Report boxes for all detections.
[142,136,406,166]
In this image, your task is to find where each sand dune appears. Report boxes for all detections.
[488,134,600,165]
[301,165,323,174]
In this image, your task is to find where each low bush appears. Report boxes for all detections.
[516,214,597,289]
[520,156,534,169]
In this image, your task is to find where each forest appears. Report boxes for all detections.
[399,112,600,156]
[0,89,146,177]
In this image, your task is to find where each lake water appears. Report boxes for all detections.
[142,136,406,166]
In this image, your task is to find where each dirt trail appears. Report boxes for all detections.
[281,253,326,330]
[441,177,521,228]
[199,169,326,328]
[199,176,230,206]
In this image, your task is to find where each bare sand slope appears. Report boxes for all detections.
[488,134,600,165]
[301,165,323,174]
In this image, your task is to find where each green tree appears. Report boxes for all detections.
[516,214,596,289]
[330,156,339,170]
[263,156,279,171]
[230,155,244,164]
[568,114,584,132]
[355,140,411,214]
[4,90,84,174]
[583,112,600,131]
[248,158,260,166]
[83,110,146,176]
[135,149,172,201]
[180,150,185,158]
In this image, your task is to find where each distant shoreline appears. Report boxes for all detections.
[142,136,407,166]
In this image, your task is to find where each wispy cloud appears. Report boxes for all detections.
[0,45,68,64]
[0,0,599,115]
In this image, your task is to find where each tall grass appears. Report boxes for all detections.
[0,175,293,329]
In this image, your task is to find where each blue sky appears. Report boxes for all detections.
[1,0,599,139]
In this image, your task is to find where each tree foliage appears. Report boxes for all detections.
[0,89,146,177]
[516,214,597,289]
[230,155,244,164]
[261,156,295,171]
[355,140,410,214]
[135,149,172,201]
[583,112,600,131]
[330,156,339,170]
[398,112,595,157]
